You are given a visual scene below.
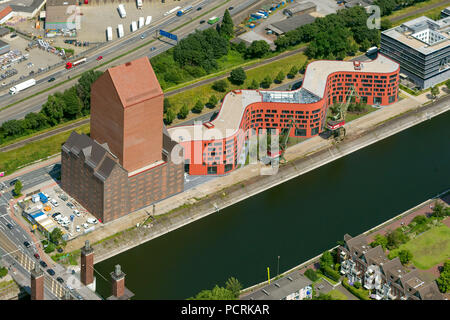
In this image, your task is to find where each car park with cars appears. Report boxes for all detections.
[47,269,55,276]
[40,261,47,268]
[23,241,31,248]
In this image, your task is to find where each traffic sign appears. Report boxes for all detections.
[159,29,178,41]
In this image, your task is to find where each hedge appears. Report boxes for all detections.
[322,266,341,282]
[342,278,370,300]
[305,268,320,282]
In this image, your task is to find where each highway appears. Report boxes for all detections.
[0,0,262,124]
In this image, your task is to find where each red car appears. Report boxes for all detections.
[96,56,103,61]
[34,253,40,259]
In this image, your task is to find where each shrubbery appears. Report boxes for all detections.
[304,268,319,282]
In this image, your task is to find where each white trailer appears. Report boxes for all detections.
[118,4,127,18]
[164,6,181,16]
[117,24,124,38]
[138,17,144,29]
[131,21,137,32]
[9,78,36,95]
[106,26,113,41]
[136,0,142,9]
[145,16,152,25]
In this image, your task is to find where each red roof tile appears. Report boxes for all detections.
[0,6,12,20]
[107,57,163,108]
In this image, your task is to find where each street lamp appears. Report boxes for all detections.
[277,256,280,277]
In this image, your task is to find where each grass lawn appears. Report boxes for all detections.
[392,3,450,26]
[0,123,90,175]
[328,289,348,300]
[391,224,450,270]
[387,0,446,20]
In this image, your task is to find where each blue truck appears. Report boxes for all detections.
[38,192,48,204]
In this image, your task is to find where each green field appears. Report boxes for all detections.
[0,124,90,175]
[390,224,450,270]
[328,289,348,300]
[387,0,447,20]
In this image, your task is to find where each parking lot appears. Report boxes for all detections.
[29,186,101,240]
[77,0,193,43]
[0,33,62,88]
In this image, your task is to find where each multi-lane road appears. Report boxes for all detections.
[0,0,262,124]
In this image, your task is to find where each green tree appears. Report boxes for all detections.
[360,39,371,52]
[275,71,285,84]
[305,268,319,282]
[247,79,259,89]
[206,95,218,108]
[44,242,56,254]
[225,277,242,298]
[177,104,190,119]
[320,251,334,269]
[190,285,235,300]
[62,87,83,119]
[430,86,439,99]
[314,293,333,300]
[41,95,65,126]
[164,109,176,125]
[0,267,8,278]
[398,249,413,265]
[432,201,446,218]
[192,100,204,114]
[370,234,388,250]
[436,260,450,293]
[220,9,234,39]
[76,70,103,114]
[246,40,270,58]
[260,76,272,89]
[229,67,246,85]
[50,228,63,245]
[164,98,172,113]
[212,79,228,92]
[446,79,450,91]
[386,228,408,249]
[13,180,22,197]
[353,281,362,289]
[287,65,299,79]
[380,18,392,31]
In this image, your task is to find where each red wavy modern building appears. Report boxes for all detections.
[168,54,400,176]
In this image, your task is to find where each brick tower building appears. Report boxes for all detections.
[61,57,184,223]
[80,240,94,286]
[31,264,44,300]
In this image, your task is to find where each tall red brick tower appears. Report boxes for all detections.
[90,57,164,173]
[31,263,44,300]
[80,240,94,286]
[111,264,125,298]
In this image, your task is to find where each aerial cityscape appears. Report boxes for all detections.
[0,0,449,308]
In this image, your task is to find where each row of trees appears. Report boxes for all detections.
[164,95,219,125]
[274,6,380,59]
[189,277,242,300]
[374,0,429,16]
[0,70,102,145]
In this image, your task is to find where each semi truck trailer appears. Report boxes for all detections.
[9,78,36,95]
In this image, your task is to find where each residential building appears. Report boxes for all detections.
[241,271,312,300]
[381,16,450,89]
[338,233,444,300]
[169,55,400,175]
[61,57,184,223]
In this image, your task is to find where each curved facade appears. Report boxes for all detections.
[168,54,400,176]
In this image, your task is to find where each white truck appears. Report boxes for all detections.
[138,17,144,29]
[131,21,137,32]
[106,26,113,41]
[9,78,36,95]
[118,4,127,18]
[136,0,142,9]
[117,24,124,38]
[145,16,152,25]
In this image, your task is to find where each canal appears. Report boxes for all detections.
[95,111,450,300]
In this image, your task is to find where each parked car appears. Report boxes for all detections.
[51,199,59,207]
[23,241,31,248]
[87,218,98,224]
[96,56,103,61]
[52,212,61,218]
[76,225,81,232]
[56,277,64,283]
[47,269,55,276]
[197,6,202,10]
[48,77,56,82]
[57,248,64,253]
[9,179,18,186]
[6,223,13,230]
[34,253,40,259]
[58,194,68,201]
[82,223,89,229]
[73,209,80,217]
[66,202,74,208]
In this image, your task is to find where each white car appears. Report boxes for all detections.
[82,223,89,229]
[73,210,80,217]
[76,225,81,232]
[87,218,98,224]
[51,199,59,207]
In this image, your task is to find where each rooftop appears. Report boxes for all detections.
[382,16,450,55]
[268,13,316,34]
[106,57,163,108]
[241,271,312,300]
[168,55,398,143]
